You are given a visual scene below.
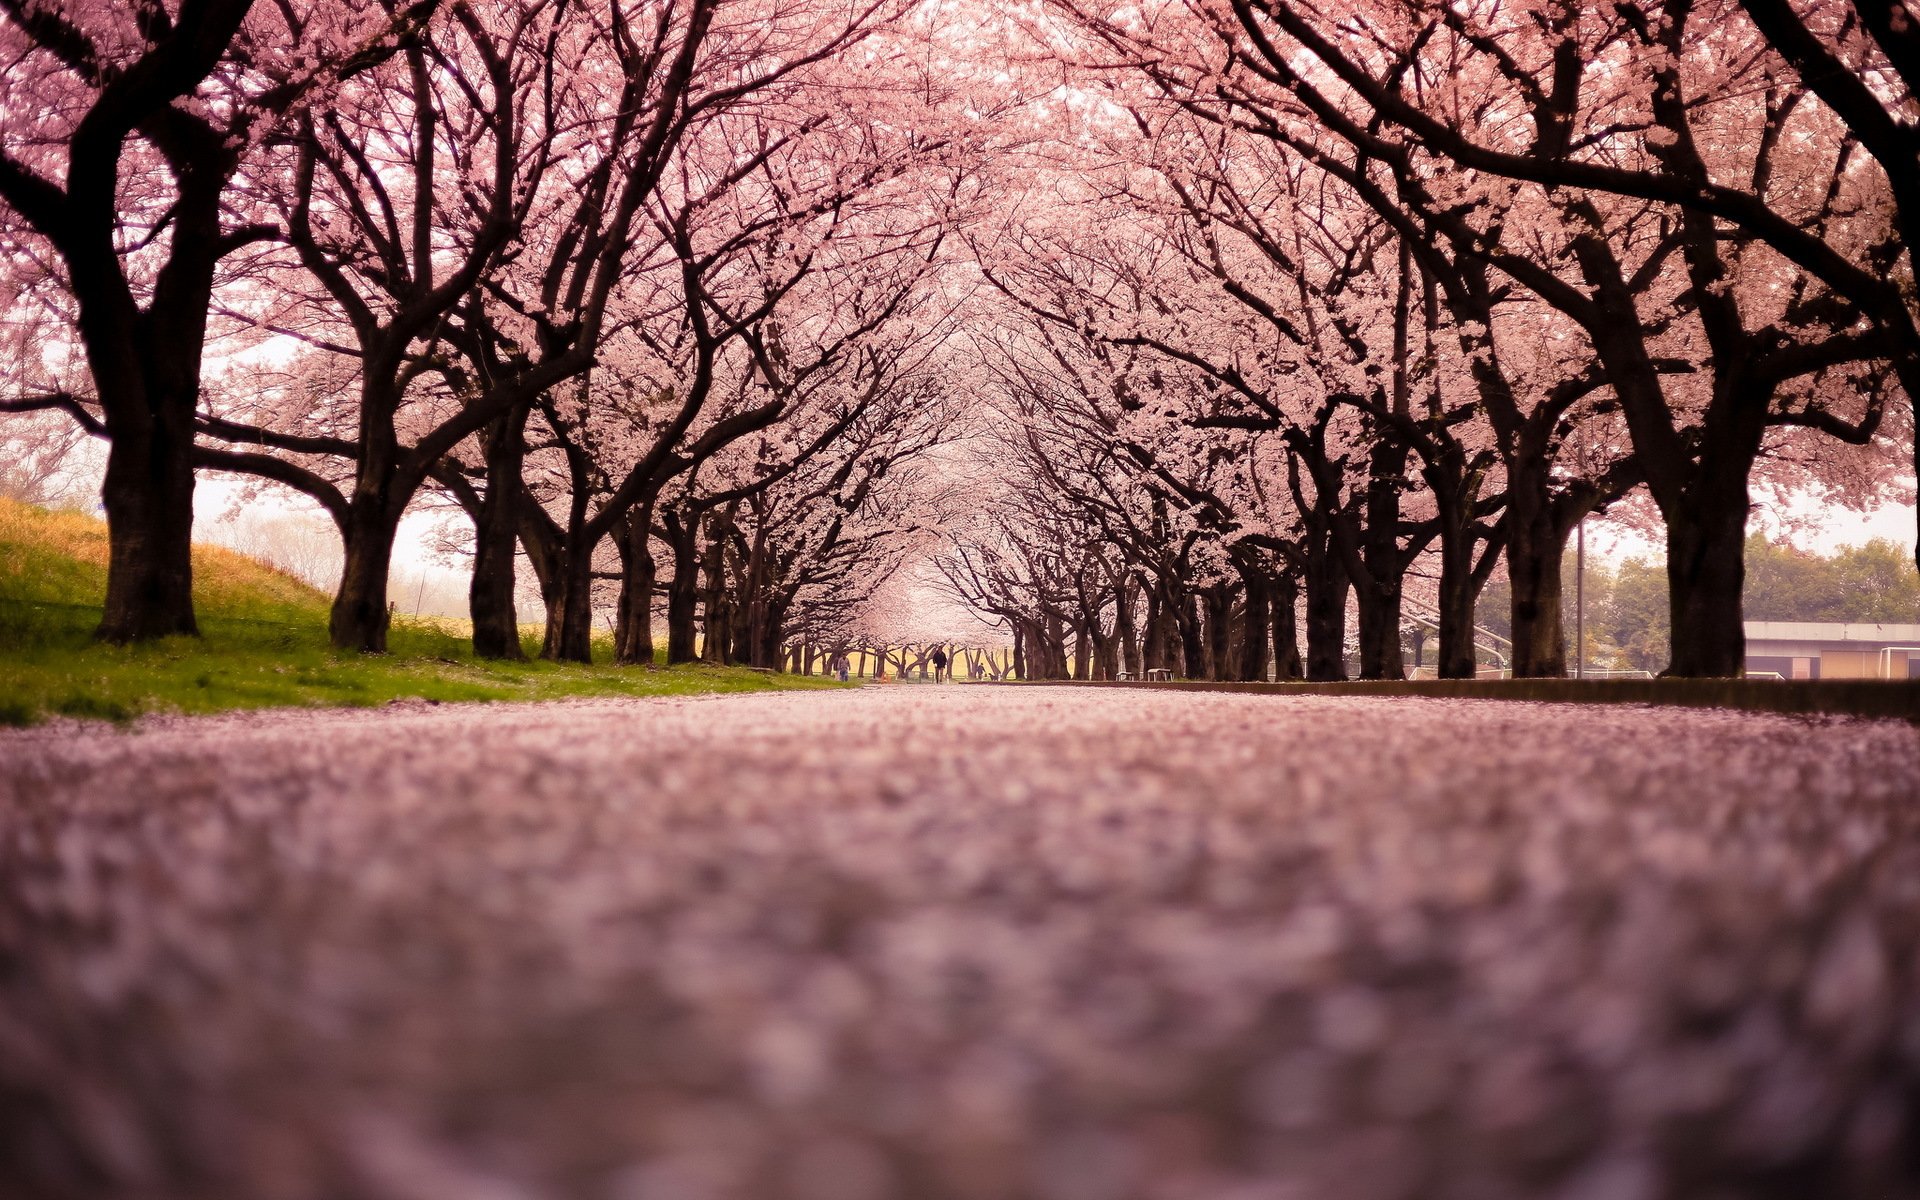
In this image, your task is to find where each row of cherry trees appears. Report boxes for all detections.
[941,0,1913,680]
[3,0,1913,678]
[1,0,993,661]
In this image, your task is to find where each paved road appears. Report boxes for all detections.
[3,689,1920,1200]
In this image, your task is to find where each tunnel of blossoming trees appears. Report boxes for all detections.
[5,2,1920,1198]
[1,0,1913,680]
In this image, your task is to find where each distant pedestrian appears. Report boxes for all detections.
[931,647,949,683]
[829,651,850,683]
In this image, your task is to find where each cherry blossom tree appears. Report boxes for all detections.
[1030,0,1906,676]
[494,120,958,663]
[711,372,961,668]
[971,157,1439,678]
[196,0,912,653]
[6,0,1906,685]
[1254,0,1920,509]
[0,0,413,640]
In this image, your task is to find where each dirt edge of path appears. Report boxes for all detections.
[997,678,1920,721]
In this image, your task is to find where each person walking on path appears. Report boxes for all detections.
[829,651,850,683]
[931,647,949,684]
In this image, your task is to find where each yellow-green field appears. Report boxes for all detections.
[0,498,841,725]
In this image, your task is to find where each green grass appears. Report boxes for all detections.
[0,498,843,727]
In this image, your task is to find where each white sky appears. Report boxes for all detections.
[191,473,475,617]
[1587,497,1919,562]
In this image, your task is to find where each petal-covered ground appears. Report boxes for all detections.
[3,689,1920,1200]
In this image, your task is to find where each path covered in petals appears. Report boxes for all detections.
[4,689,1920,1200]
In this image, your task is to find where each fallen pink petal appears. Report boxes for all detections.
[4,690,1919,1198]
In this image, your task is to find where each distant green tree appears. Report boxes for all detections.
[1478,555,1623,670]
[1475,574,1512,642]
[1596,558,1669,673]
[1829,541,1920,623]
[1744,535,1920,623]
[1587,536,1920,674]
[1457,534,1918,676]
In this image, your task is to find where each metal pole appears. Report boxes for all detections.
[1575,518,1586,680]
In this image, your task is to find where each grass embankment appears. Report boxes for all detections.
[0,499,840,726]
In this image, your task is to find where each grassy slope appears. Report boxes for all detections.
[0,498,839,725]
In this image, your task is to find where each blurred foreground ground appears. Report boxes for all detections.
[3,689,1920,1200]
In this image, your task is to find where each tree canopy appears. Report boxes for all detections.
[2,0,1913,677]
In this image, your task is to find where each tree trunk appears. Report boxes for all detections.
[57,82,236,644]
[1346,441,1412,681]
[1573,242,1766,679]
[1433,500,1479,680]
[729,615,752,666]
[1434,572,1477,679]
[1092,621,1119,681]
[96,421,199,642]
[742,526,775,668]
[1353,590,1405,681]
[1116,580,1141,677]
[701,512,734,666]
[1237,570,1270,682]
[666,518,701,665]
[1664,488,1750,677]
[755,598,787,670]
[330,387,413,654]
[541,545,595,664]
[1273,571,1303,681]
[1506,486,1571,679]
[469,409,530,660]
[331,499,402,653]
[614,503,657,666]
[1178,592,1205,679]
[1142,588,1164,673]
[1205,586,1234,681]
[1303,538,1349,682]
